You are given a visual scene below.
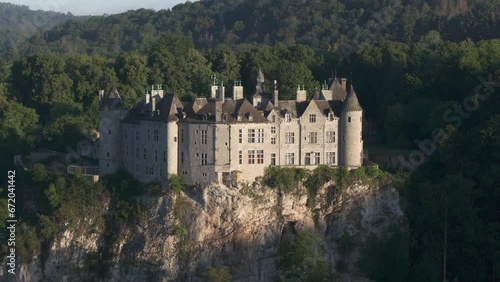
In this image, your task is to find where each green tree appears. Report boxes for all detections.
[277,230,332,281]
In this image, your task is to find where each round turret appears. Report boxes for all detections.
[340,85,363,167]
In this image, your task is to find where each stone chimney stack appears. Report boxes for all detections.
[215,100,222,122]
[219,82,225,101]
[99,90,104,101]
[296,85,307,101]
[273,80,279,106]
[151,95,156,114]
[233,80,243,100]
[341,78,347,91]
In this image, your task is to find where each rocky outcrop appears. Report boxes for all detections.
[9,179,405,282]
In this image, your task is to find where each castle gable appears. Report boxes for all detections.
[99,87,125,111]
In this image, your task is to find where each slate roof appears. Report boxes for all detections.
[329,78,347,101]
[123,92,184,124]
[342,86,363,112]
[183,98,268,123]
[99,87,125,111]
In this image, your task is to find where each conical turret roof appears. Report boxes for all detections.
[342,85,363,112]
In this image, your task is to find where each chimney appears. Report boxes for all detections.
[218,82,225,101]
[99,90,104,101]
[296,85,307,101]
[151,95,156,114]
[145,93,150,104]
[233,80,243,100]
[211,85,218,99]
[215,100,222,122]
[341,78,347,91]
[273,80,279,106]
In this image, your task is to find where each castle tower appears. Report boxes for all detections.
[340,85,363,167]
[98,87,127,176]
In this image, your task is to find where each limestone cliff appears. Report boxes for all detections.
[8,179,404,282]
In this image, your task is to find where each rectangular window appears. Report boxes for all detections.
[315,152,321,164]
[326,131,336,143]
[201,153,208,165]
[348,116,351,123]
[272,115,276,122]
[155,150,158,161]
[154,129,159,142]
[285,113,291,122]
[271,137,276,144]
[309,114,316,123]
[180,129,184,143]
[136,147,139,158]
[326,152,336,165]
[163,151,166,163]
[144,148,147,160]
[248,150,255,164]
[239,150,243,164]
[201,129,208,145]
[285,153,295,165]
[309,132,318,144]
[160,168,163,177]
[305,153,311,165]
[271,126,276,134]
[257,129,264,143]
[270,153,276,166]
[136,131,139,141]
[285,132,295,144]
[257,150,264,164]
[239,129,243,143]
[248,129,255,143]
[181,152,184,164]
[148,129,150,141]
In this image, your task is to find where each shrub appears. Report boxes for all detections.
[206,266,231,282]
[169,174,183,194]
[171,224,188,237]
[263,166,307,193]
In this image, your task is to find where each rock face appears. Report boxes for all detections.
[8,180,405,282]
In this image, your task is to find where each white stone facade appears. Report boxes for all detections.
[98,75,364,186]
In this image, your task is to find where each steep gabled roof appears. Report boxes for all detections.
[329,78,347,101]
[123,92,183,124]
[183,98,268,123]
[276,100,309,118]
[99,87,125,111]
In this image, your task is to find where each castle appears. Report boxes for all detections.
[98,70,364,186]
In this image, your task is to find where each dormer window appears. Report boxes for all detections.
[329,113,335,121]
[237,115,242,121]
[222,113,228,121]
[248,114,254,121]
[285,113,292,122]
